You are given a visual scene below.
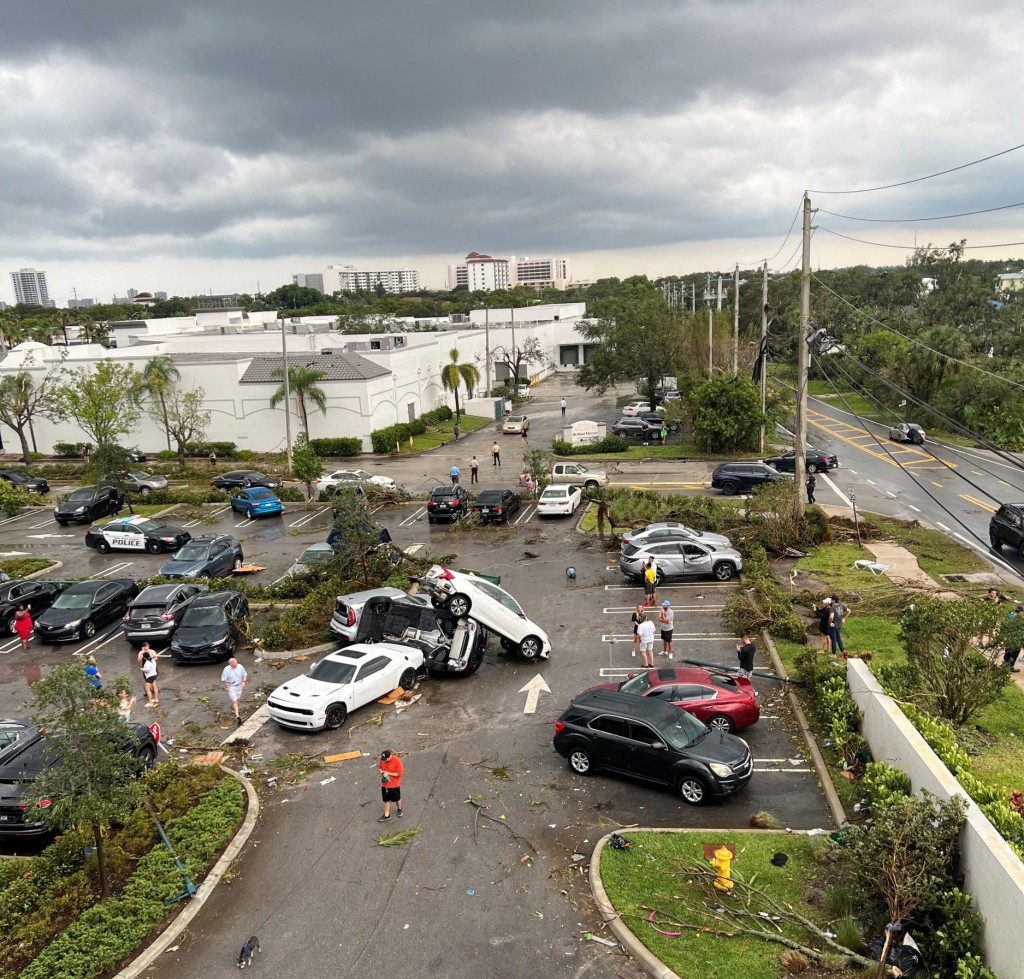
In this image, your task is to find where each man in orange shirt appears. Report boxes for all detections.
[377,749,404,822]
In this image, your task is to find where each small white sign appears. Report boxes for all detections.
[563,420,605,445]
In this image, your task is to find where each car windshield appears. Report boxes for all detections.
[308,660,357,684]
[6,472,28,483]
[619,672,654,694]
[247,489,275,500]
[181,606,228,627]
[52,590,94,610]
[540,488,564,499]
[468,578,525,618]
[621,542,641,556]
[659,711,710,748]
[129,471,149,479]
[299,547,332,564]
[66,490,95,502]
[507,416,524,423]
[173,544,211,562]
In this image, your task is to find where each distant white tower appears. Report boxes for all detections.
[10,268,54,307]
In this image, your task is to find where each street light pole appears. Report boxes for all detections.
[732,263,740,374]
[280,315,293,474]
[794,194,812,510]
[759,259,769,454]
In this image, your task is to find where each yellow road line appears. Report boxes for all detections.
[961,494,997,514]
[807,410,956,471]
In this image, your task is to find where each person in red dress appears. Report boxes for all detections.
[13,605,32,653]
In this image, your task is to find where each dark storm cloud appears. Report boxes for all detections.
[1,0,1022,278]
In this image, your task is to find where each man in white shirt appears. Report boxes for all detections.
[221,657,248,726]
[637,617,656,668]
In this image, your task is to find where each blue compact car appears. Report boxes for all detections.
[231,486,284,519]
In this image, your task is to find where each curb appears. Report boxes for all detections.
[761,632,848,828]
[113,764,261,979]
[25,560,64,580]
[259,638,337,661]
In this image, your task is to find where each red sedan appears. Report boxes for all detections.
[583,666,760,733]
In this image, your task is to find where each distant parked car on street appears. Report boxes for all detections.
[761,449,838,474]
[888,422,927,444]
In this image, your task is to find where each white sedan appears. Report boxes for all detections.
[267,642,423,731]
[316,469,396,499]
[537,484,582,518]
[419,566,552,660]
[620,401,651,417]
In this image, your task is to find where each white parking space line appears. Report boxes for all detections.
[29,519,55,529]
[221,704,271,744]
[602,633,734,643]
[89,562,134,579]
[0,551,32,557]
[289,506,330,529]
[908,504,921,513]
[0,509,45,527]
[404,543,425,555]
[70,628,126,658]
[400,507,426,527]
[602,605,725,613]
[753,767,812,774]
[513,505,534,526]
[182,505,231,529]
[0,637,22,655]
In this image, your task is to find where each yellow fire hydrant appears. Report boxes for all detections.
[710,845,734,892]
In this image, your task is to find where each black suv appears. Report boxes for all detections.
[53,486,124,525]
[710,462,791,496]
[552,689,753,805]
[427,485,469,523]
[990,503,1024,559]
[210,470,282,490]
[761,449,838,474]
[0,469,49,494]
[170,591,250,663]
[123,582,210,645]
[611,418,655,441]
[159,535,244,578]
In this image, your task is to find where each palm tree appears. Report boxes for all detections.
[440,348,480,421]
[143,355,181,451]
[270,365,328,435]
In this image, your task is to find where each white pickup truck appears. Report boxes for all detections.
[549,462,608,489]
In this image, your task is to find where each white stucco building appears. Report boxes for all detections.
[0,303,595,454]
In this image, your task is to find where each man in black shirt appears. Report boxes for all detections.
[736,635,757,677]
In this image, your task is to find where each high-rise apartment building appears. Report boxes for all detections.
[10,268,54,307]
[292,273,325,293]
[324,265,420,294]
[446,253,570,291]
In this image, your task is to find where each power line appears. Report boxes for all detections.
[807,141,1024,195]
[818,200,1024,223]
[817,224,1024,251]
[737,196,806,268]
[811,274,1024,394]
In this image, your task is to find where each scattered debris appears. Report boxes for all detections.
[319,776,336,786]
[584,934,617,947]
[378,828,421,847]
[324,751,362,764]
[191,751,225,766]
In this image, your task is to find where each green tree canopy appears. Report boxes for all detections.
[688,374,768,453]
[269,365,328,436]
[50,361,144,447]
[157,384,211,469]
[440,348,480,420]
[0,370,56,461]
[142,355,182,452]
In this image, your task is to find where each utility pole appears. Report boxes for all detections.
[280,315,293,474]
[510,306,516,384]
[759,259,769,453]
[704,279,713,374]
[732,263,740,374]
[794,194,812,510]
[716,275,724,312]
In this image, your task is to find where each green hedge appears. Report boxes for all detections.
[309,437,362,457]
[53,442,86,458]
[552,436,631,455]
[184,441,238,458]
[18,776,244,979]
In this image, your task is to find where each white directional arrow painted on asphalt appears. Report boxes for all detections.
[0,551,31,556]
[27,534,73,539]
[519,674,550,714]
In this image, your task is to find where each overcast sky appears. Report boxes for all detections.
[3,0,1023,305]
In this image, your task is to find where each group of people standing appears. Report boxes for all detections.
[631,600,674,667]
[987,588,1024,672]
[816,595,850,655]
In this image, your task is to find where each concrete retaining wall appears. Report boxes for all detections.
[847,659,1024,979]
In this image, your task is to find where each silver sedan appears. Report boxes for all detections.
[125,471,170,494]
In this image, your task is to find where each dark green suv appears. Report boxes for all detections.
[990,503,1024,559]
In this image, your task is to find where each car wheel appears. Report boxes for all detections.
[584,480,599,490]
[427,516,436,524]
[138,745,157,769]
[678,774,710,805]
[399,667,417,690]
[706,714,735,733]
[198,572,211,580]
[82,620,96,639]
[95,539,111,554]
[145,540,162,554]
[446,593,472,618]
[246,510,254,520]
[233,556,244,570]
[465,647,485,676]
[990,528,1002,550]
[140,486,151,496]
[568,748,594,775]
[519,635,543,659]
[719,481,738,496]
[911,433,924,445]
[500,637,516,653]
[712,562,736,582]
[4,614,16,635]
[807,462,819,474]
[1019,541,1024,564]
[324,703,348,730]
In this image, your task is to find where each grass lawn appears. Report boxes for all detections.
[397,414,492,452]
[0,557,56,578]
[863,513,990,582]
[600,830,861,979]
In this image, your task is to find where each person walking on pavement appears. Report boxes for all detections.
[642,558,658,607]
[806,472,816,504]
[138,643,161,706]
[630,603,646,657]
[521,427,529,447]
[84,655,103,691]
[13,604,32,653]
[453,422,460,441]
[560,397,567,418]
[637,616,656,668]
[221,657,248,725]
[658,600,675,659]
[209,449,217,467]
[818,597,834,653]
[377,749,404,821]
[829,594,849,655]
[736,634,757,677]
[492,441,501,467]
[450,464,460,486]
[469,456,479,484]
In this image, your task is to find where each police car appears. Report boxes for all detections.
[84,516,192,555]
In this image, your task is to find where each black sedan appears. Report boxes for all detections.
[0,579,66,635]
[53,486,124,525]
[0,469,49,494]
[123,582,209,645]
[427,485,469,523]
[170,590,250,663]
[470,488,522,524]
[34,578,139,642]
[761,449,839,474]
[210,470,283,490]
[0,720,158,837]
[611,418,656,441]
[85,517,192,555]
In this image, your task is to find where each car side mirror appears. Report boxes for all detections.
[651,741,666,750]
